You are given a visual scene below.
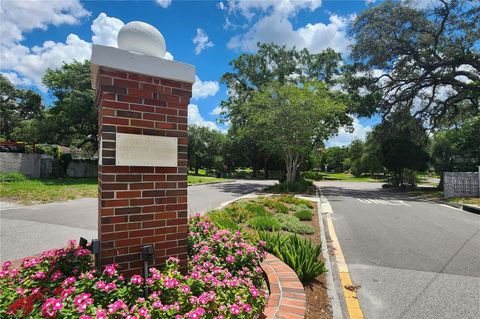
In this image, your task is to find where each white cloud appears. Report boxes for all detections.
[228,13,351,55]
[192,75,219,100]
[211,106,223,115]
[1,71,33,86]
[155,0,172,8]
[192,28,214,55]
[217,2,226,10]
[227,0,322,20]
[91,13,124,47]
[327,117,371,147]
[1,34,92,91]
[188,104,220,130]
[0,9,174,91]
[0,0,89,46]
[365,0,377,4]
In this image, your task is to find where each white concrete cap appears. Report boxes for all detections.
[117,21,166,58]
[90,45,195,87]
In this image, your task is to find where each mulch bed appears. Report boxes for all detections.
[303,203,332,319]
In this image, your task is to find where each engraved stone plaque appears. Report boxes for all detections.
[116,133,177,167]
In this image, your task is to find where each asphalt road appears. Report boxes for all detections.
[318,181,480,319]
[0,179,274,262]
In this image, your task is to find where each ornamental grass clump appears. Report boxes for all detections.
[0,214,267,319]
[254,232,326,282]
[247,216,281,231]
[273,214,315,234]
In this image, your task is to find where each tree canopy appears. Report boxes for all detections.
[0,75,43,140]
[346,0,479,127]
[246,81,350,182]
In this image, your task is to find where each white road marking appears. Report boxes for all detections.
[356,198,410,206]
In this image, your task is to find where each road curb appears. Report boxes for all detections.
[315,194,344,319]
[188,180,237,187]
[316,187,364,319]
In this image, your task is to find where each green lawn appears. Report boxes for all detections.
[321,173,386,182]
[187,175,226,185]
[0,174,227,204]
[0,178,98,204]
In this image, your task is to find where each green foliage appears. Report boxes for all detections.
[430,116,480,188]
[294,210,313,221]
[247,216,281,231]
[0,75,43,140]
[257,197,289,214]
[266,178,316,194]
[346,1,479,126]
[0,172,27,182]
[320,146,348,173]
[254,231,289,253]
[243,202,269,217]
[221,44,345,180]
[273,214,315,234]
[254,232,326,282]
[302,171,324,180]
[292,204,311,212]
[247,81,351,182]
[207,211,242,232]
[41,61,97,151]
[381,138,429,187]
[188,125,227,174]
[278,195,314,208]
[278,235,326,281]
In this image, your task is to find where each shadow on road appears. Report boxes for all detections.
[207,181,272,195]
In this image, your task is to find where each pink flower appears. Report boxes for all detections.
[103,264,117,277]
[226,255,235,263]
[229,304,241,315]
[96,308,107,319]
[181,285,191,293]
[41,298,63,317]
[243,304,252,313]
[131,275,144,285]
[51,270,63,281]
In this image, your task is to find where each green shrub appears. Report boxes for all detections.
[207,211,242,231]
[222,204,255,223]
[265,178,316,194]
[294,209,313,221]
[279,235,326,281]
[273,214,315,234]
[278,195,314,208]
[254,231,326,282]
[258,197,289,214]
[302,171,324,180]
[243,201,270,217]
[254,231,289,253]
[247,216,281,231]
[292,204,311,211]
[0,172,27,182]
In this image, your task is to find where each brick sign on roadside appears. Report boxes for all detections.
[91,21,195,276]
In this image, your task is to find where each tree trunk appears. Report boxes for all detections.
[285,153,302,183]
[195,167,199,175]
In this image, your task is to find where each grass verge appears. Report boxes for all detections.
[0,178,98,204]
[0,173,229,204]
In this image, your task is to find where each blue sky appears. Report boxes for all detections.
[0,0,387,146]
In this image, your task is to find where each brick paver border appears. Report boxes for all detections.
[261,253,306,319]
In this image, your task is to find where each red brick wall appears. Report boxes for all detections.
[94,66,191,276]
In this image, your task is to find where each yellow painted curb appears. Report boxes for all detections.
[326,213,365,319]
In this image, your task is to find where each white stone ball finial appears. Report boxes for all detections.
[117,21,166,58]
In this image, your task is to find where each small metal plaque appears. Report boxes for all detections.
[115,133,177,167]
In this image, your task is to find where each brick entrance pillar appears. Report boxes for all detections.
[90,22,195,276]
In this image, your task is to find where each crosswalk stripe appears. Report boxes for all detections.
[356,198,410,206]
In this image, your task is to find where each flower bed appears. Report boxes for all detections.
[0,215,267,319]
